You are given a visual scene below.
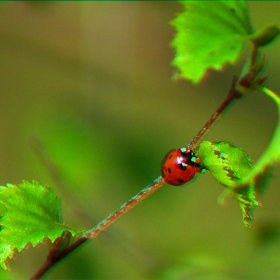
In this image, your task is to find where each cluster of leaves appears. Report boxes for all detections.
[171,1,280,83]
[171,1,280,227]
[0,0,279,276]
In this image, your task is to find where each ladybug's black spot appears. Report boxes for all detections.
[168,167,172,174]
[177,179,184,183]
[179,164,187,171]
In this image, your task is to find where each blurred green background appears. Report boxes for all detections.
[0,2,280,279]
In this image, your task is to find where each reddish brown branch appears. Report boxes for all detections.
[30,177,165,280]
[30,237,89,280]
[189,76,243,149]
[30,48,263,278]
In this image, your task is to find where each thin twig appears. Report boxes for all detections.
[87,176,165,238]
[30,75,242,279]
[30,55,261,279]
[30,137,166,275]
[30,237,89,280]
[30,176,165,279]
[189,76,243,149]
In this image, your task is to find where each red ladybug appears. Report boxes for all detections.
[161,148,201,186]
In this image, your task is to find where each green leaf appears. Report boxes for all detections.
[171,1,253,83]
[0,181,86,270]
[233,87,280,225]
[197,141,258,227]
[197,141,254,188]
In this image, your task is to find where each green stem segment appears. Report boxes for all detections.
[244,86,280,178]
[87,176,165,238]
[31,176,165,280]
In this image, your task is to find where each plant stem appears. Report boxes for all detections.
[189,76,242,149]
[30,76,242,279]
[30,236,89,280]
[30,176,165,280]
[259,86,280,102]
[87,176,165,238]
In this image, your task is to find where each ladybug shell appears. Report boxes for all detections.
[161,148,200,186]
